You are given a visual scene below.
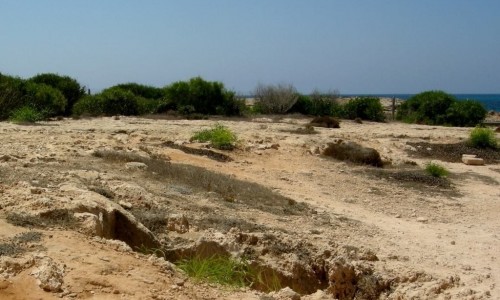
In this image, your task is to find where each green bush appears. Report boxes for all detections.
[72,95,104,116]
[425,162,449,178]
[289,91,342,116]
[397,91,455,125]
[342,97,385,122]
[468,127,498,149]
[30,73,86,116]
[164,77,240,115]
[9,106,44,124]
[113,83,164,99]
[191,124,237,150]
[445,100,487,127]
[0,73,26,120]
[73,87,140,116]
[100,87,139,115]
[24,82,67,117]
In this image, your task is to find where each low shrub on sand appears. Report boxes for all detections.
[424,162,449,178]
[468,127,498,149]
[191,124,237,150]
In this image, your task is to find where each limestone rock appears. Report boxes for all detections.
[270,287,301,300]
[31,257,64,292]
[167,214,189,234]
[462,155,485,165]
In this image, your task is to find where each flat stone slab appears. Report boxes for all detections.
[462,157,485,165]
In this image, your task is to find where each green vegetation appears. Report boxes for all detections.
[1,72,78,120]
[164,77,244,116]
[468,126,498,149]
[191,124,237,150]
[178,255,252,287]
[289,91,342,116]
[425,162,449,178]
[446,100,487,127]
[342,97,385,122]
[397,90,486,126]
[9,106,44,123]
[30,73,86,115]
[177,255,281,291]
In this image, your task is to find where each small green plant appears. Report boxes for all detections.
[178,255,251,287]
[425,162,449,178]
[9,106,44,123]
[468,127,498,149]
[191,124,237,150]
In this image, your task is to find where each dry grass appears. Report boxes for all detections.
[92,150,309,215]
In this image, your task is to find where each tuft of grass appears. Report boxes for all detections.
[178,255,251,287]
[9,106,44,124]
[425,162,449,178]
[191,124,237,150]
[177,255,282,291]
[468,127,498,149]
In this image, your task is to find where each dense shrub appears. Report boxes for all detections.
[24,82,67,117]
[398,91,487,127]
[253,83,298,114]
[445,100,487,127]
[98,87,140,116]
[342,97,385,122]
[73,87,140,116]
[72,95,103,116]
[0,73,26,120]
[113,82,164,99]
[164,77,240,115]
[397,91,454,125]
[30,73,86,115]
[468,127,498,149]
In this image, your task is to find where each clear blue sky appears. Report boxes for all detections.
[1,1,499,94]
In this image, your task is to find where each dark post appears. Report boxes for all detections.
[391,97,396,120]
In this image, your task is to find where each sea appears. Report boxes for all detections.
[343,94,500,112]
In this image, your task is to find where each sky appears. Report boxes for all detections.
[1,1,499,94]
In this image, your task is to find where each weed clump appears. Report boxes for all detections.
[177,255,281,291]
[9,106,44,124]
[323,141,383,167]
[310,116,340,128]
[178,255,251,287]
[468,127,498,149]
[191,124,237,150]
[425,162,449,178]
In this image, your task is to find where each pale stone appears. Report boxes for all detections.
[462,157,485,165]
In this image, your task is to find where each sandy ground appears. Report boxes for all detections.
[0,115,499,299]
